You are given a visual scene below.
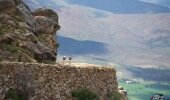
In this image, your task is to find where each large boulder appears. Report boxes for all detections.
[33,8,60,34]
[32,8,60,59]
[0,0,16,14]
[33,8,59,23]
[34,16,60,34]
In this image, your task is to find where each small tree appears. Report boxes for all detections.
[5,88,29,100]
[72,88,99,100]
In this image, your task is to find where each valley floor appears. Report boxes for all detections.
[119,81,170,100]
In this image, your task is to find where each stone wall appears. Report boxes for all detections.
[0,62,118,100]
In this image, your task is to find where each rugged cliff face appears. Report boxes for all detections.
[0,0,127,100]
[0,62,118,100]
[0,0,60,63]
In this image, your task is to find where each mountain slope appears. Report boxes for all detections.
[57,6,170,67]
[24,0,170,68]
[66,0,170,13]
[140,0,170,8]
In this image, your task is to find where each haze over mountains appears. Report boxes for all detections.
[24,0,170,70]
[66,0,170,13]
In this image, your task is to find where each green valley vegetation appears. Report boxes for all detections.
[119,81,170,100]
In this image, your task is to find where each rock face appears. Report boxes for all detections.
[33,8,59,23]
[0,0,60,63]
[35,16,59,34]
[0,62,118,100]
[32,8,60,54]
[0,0,16,14]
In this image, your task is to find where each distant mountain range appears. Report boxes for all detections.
[66,0,170,13]
[23,0,170,69]
[139,0,170,8]
[24,0,170,13]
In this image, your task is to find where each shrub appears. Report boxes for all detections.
[0,44,19,53]
[0,25,13,35]
[5,88,29,100]
[0,44,26,53]
[106,92,121,100]
[72,88,99,100]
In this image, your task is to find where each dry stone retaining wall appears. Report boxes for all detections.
[0,62,118,100]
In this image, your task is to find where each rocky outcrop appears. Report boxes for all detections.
[118,86,128,100]
[0,0,60,63]
[16,1,38,28]
[32,8,60,54]
[33,8,59,23]
[34,16,59,34]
